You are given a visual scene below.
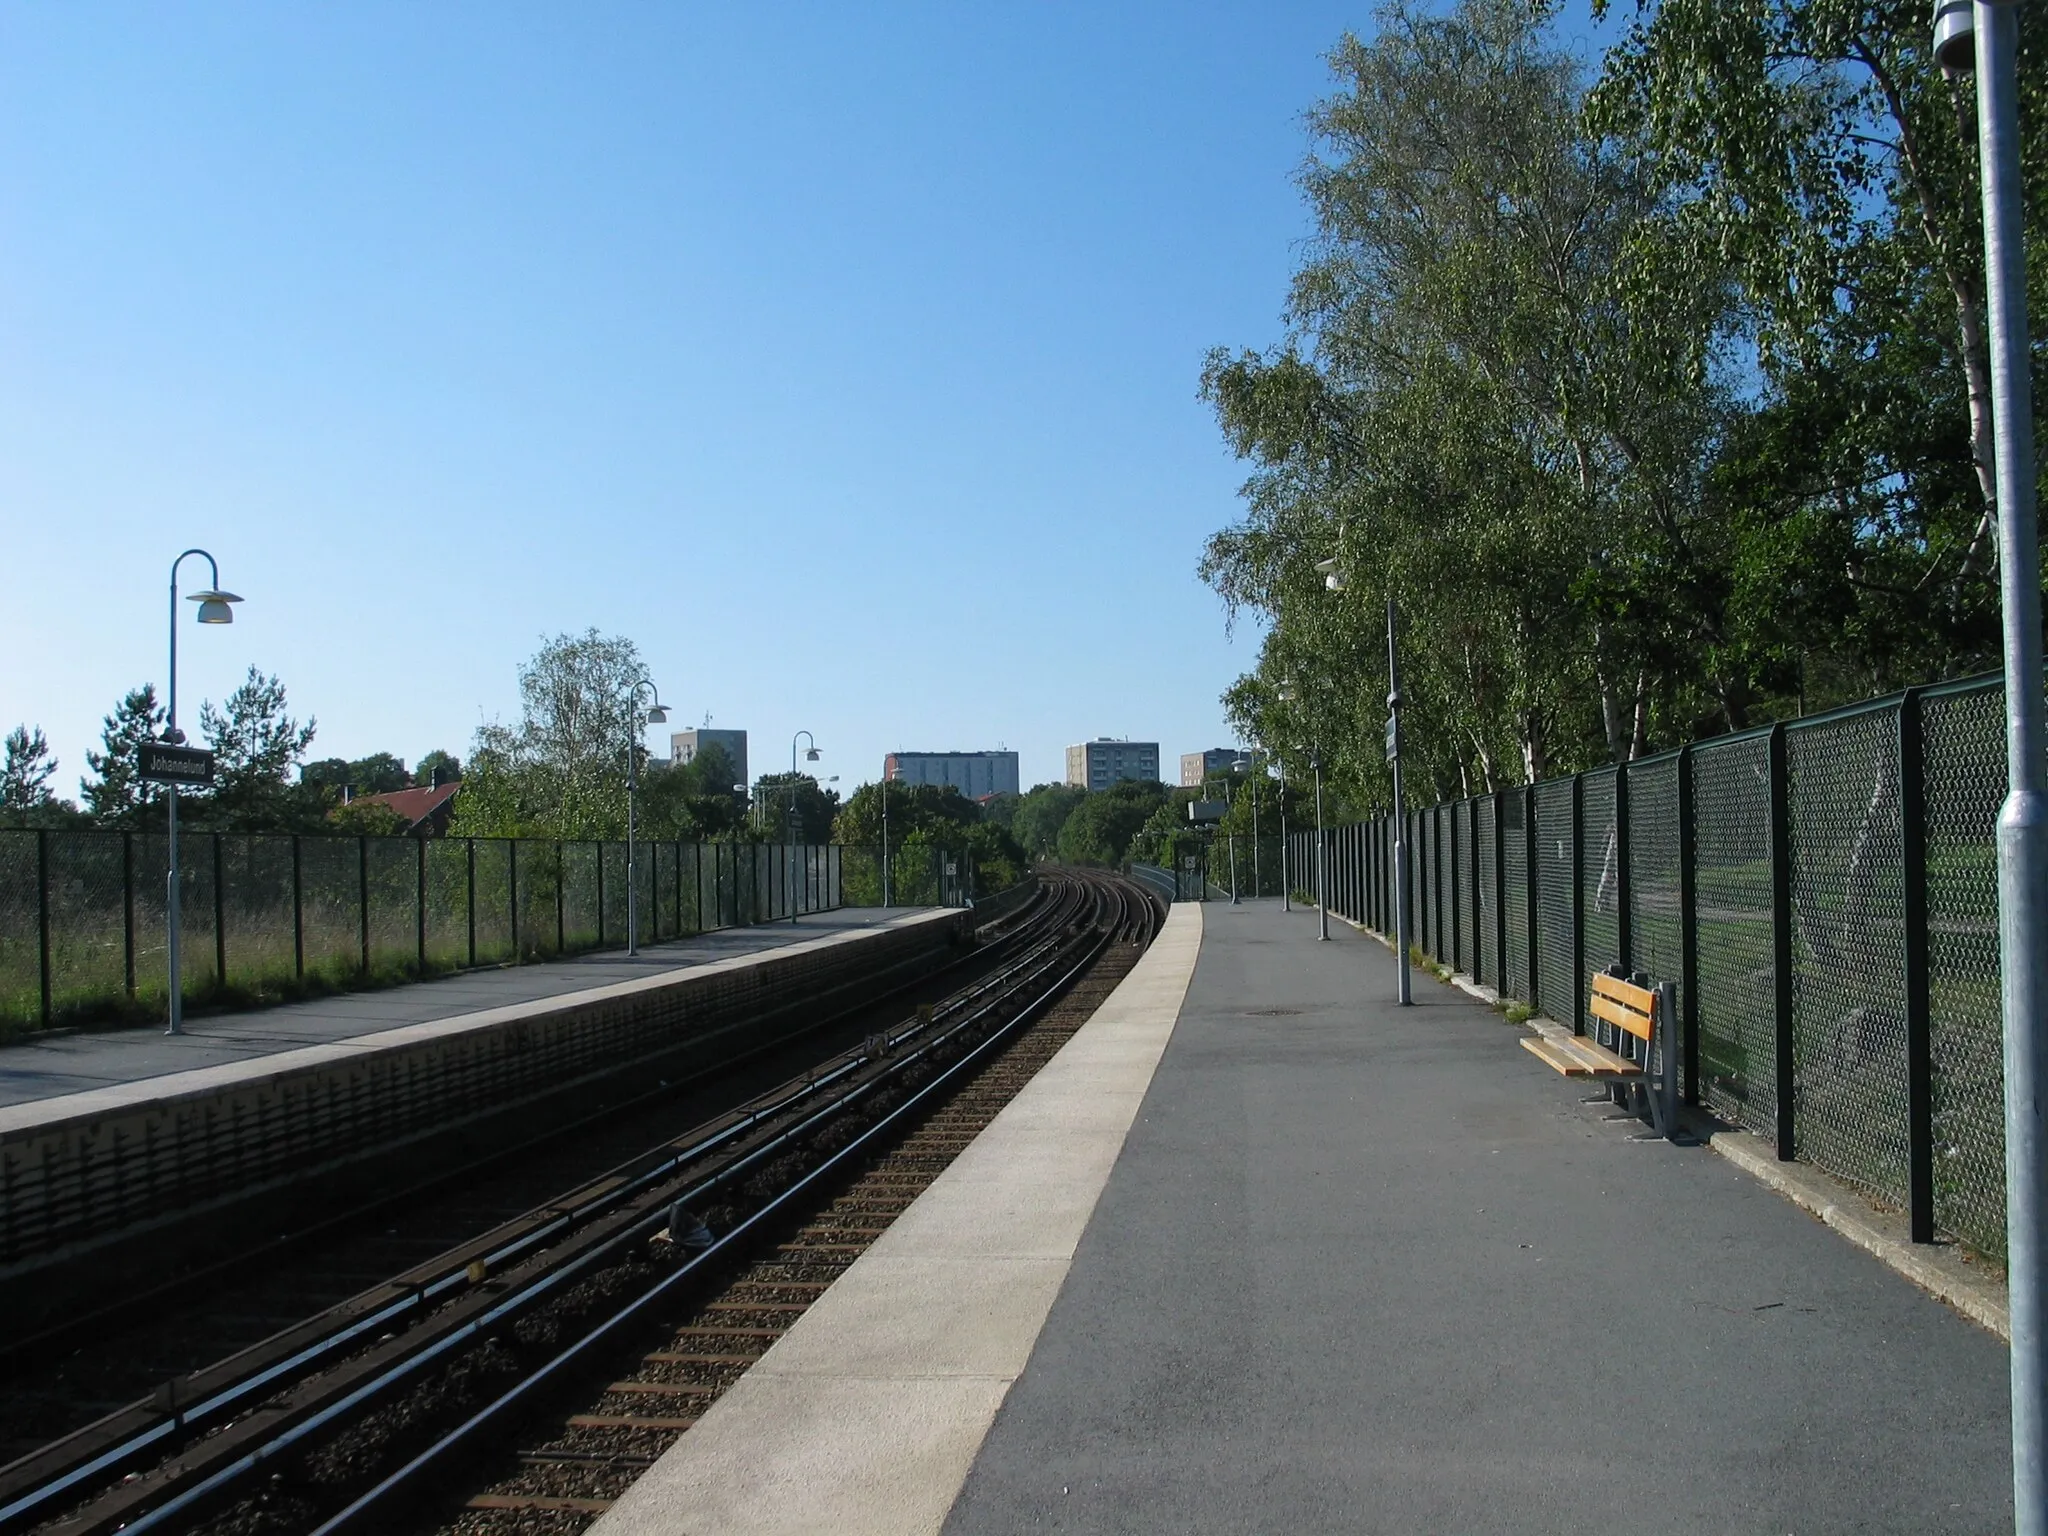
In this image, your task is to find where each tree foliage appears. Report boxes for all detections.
[199,668,319,831]
[82,685,165,825]
[450,630,655,841]
[1,725,64,823]
[1199,0,2039,813]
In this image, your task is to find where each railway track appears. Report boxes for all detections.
[4,871,1159,1536]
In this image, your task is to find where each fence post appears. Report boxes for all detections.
[213,833,227,989]
[1525,786,1539,1007]
[556,843,565,953]
[596,842,606,948]
[415,834,427,971]
[357,835,370,974]
[1493,790,1507,991]
[1449,802,1462,973]
[1470,801,1483,987]
[1678,745,1700,1105]
[508,840,519,959]
[675,838,685,938]
[37,829,51,1029]
[466,839,477,967]
[1571,774,1585,1036]
[123,830,136,999]
[292,834,304,979]
[1900,689,1934,1243]
[1769,722,1796,1161]
[1615,765,1633,975]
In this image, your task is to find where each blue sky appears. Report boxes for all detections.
[0,3,1594,800]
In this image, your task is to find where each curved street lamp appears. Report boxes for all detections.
[626,678,668,957]
[163,549,242,1035]
[1278,679,1329,942]
[788,732,821,924]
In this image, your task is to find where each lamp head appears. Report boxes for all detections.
[189,589,241,624]
[804,746,821,762]
[1932,0,1974,69]
[646,705,669,724]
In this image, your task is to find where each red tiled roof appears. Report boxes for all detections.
[356,782,460,826]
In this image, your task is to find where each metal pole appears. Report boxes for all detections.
[1250,758,1261,897]
[1279,757,1291,912]
[1229,830,1240,904]
[165,570,182,1034]
[1963,2,2048,1521]
[1389,599,1412,1004]
[1314,753,1329,941]
[627,749,639,957]
[881,771,892,909]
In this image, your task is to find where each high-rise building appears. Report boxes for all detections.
[885,750,1021,799]
[1065,739,1160,790]
[1180,748,1243,787]
[670,727,749,788]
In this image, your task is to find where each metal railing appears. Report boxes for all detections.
[1296,673,2012,1260]
[0,833,953,1035]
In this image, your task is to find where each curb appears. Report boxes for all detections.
[1320,906,2012,1340]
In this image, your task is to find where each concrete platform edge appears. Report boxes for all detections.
[588,903,1206,1536]
[1317,905,2012,1341]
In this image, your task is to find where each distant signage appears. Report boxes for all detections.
[1384,716,1401,763]
[139,743,215,787]
[1188,800,1228,825]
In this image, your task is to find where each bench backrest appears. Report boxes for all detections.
[1589,971,1658,1044]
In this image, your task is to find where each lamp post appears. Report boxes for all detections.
[1932,0,2045,1523]
[1272,745,1290,912]
[1386,599,1412,1006]
[789,733,821,925]
[1280,680,1328,940]
[162,550,241,1036]
[880,760,892,909]
[1235,752,1262,897]
[625,679,668,958]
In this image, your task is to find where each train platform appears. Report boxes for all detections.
[0,907,927,1110]
[593,896,2016,1535]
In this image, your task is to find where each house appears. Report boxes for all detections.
[353,781,460,836]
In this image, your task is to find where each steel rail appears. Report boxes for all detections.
[15,877,1112,1536]
[309,876,1130,1536]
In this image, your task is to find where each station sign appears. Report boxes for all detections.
[1384,716,1401,763]
[139,743,216,787]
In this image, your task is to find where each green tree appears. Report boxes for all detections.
[1,725,61,822]
[82,684,166,826]
[1056,780,1170,866]
[753,772,842,843]
[303,753,410,796]
[1582,0,2045,695]
[1009,783,1088,859]
[413,748,462,786]
[1202,0,1749,811]
[199,668,319,830]
[449,630,651,840]
[327,798,411,836]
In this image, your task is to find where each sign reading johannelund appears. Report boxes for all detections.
[138,743,216,787]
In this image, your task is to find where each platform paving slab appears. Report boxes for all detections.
[587,903,1206,1536]
[944,898,2015,1535]
[0,908,924,1109]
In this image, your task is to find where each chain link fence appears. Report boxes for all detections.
[1306,672,2016,1260]
[0,831,889,1038]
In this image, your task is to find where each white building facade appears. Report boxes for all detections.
[1065,739,1161,790]
[886,750,1020,799]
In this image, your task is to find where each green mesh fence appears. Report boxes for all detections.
[0,829,860,1035]
[1319,673,2014,1255]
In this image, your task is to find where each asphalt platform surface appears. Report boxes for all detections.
[943,898,2014,1535]
[0,908,925,1109]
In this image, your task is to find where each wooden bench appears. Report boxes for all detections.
[1519,969,1679,1140]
